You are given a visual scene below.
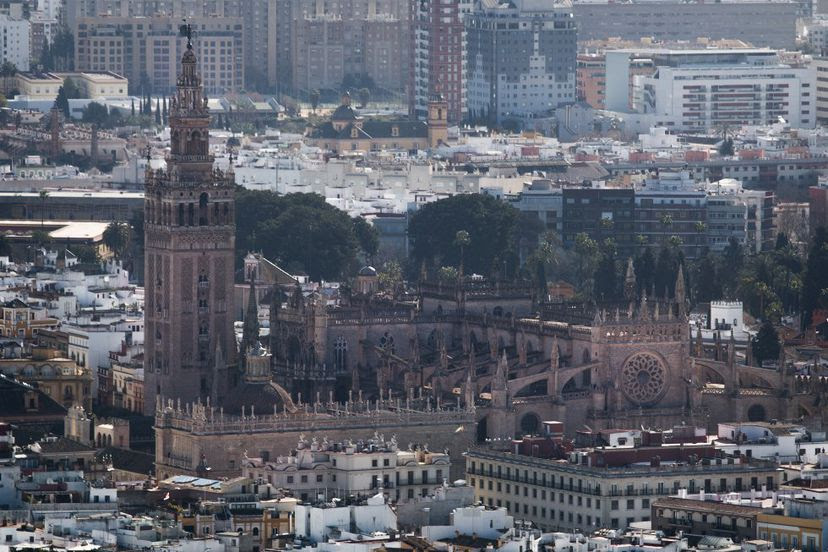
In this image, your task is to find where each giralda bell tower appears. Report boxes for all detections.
[143,28,237,415]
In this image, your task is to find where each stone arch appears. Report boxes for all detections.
[747,404,767,422]
[96,432,102,447]
[520,412,541,436]
[698,362,727,385]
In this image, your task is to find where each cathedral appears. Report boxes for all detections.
[148,35,826,481]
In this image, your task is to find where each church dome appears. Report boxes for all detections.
[222,379,297,416]
[358,265,378,276]
[331,103,357,121]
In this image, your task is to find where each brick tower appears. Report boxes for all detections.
[143,31,236,415]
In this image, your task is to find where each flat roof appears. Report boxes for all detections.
[0,191,143,199]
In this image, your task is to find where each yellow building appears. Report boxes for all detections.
[757,513,823,551]
[16,72,63,99]
[0,348,93,410]
[0,299,59,341]
[307,92,448,154]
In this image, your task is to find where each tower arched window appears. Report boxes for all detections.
[199,193,209,226]
[178,204,185,226]
[188,203,194,226]
[334,337,348,371]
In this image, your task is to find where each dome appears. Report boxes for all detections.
[221,380,297,416]
[331,103,357,121]
[358,265,378,277]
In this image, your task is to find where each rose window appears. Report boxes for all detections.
[621,352,667,406]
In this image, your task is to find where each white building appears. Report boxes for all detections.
[294,493,397,544]
[607,49,816,132]
[715,422,828,464]
[0,15,29,72]
[242,434,451,503]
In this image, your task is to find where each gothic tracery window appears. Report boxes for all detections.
[334,337,348,371]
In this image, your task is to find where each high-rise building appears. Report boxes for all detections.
[75,16,243,95]
[0,14,30,72]
[572,0,798,50]
[606,48,816,132]
[465,0,577,125]
[68,0,274,91]
[410,0,473,123]
[143,33,237,414]
[285,0,411,97]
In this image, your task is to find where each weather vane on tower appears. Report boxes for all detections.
[179,19,194,49]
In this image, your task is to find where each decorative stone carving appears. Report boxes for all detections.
[621,352,668,406]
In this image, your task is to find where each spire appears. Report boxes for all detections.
[675,263,686,316]
[624,257,637,302]
[464,358,476,411]
[241,278,260,353]
[550,335,559,372]
[493,350,508,391]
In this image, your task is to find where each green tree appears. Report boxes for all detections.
[55,86,70,118]
[634,247,656,297]
[0,61,17,94]
[31,229,52,247]
[574,232,600,293]
[692,251,722,303]
[235,191,362,281]
[73,244,100,264]
[801,227,828,328]
[408,194,519,277]
[378,260,403,295]
[82,102,109,126]
[358,87,371,108]
[63,77,81,99]
[438,265,459,282]
[38,190,49,228]
[752,320,781,366]
[352,216,379,259]
[593,238,619,301]
[103,221,131,260]
[310,89,320,113]
[454,230,470,272]
[718,138,735,157]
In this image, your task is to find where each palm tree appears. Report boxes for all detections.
[454,230,470,274]
[0,61,17,94]
[103,221,131,260]
[38,190,49,228]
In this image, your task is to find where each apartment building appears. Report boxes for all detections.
[465,429,780,533]
[0,299,59,341]
[290,7,409,95]
[611,49,817,132]
[572,0,798,50]
[75,16,243,95]
[410,0,474,123]
[0,14,29,72]
[66,0,276,90]
[242,434,450,503]
[465,0,577,125]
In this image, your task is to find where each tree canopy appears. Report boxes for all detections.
[235,190,377,281]
[408,194,519,277]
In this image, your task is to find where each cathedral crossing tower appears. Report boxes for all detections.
[143,29,236,415]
